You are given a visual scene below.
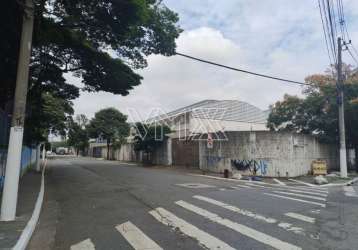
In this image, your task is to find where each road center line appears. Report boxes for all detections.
[264,193,326,207]
[284,213,316,224]
[116,221,163,250]
[149,207,235,250]
[176,200,301,250]
[272,191,327,201]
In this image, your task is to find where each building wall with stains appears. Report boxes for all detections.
[199,131,338,177]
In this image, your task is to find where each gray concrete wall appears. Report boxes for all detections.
[199,131,338,177]
[88,140,170,166]
[151,138,172,166]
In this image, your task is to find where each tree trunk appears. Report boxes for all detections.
[355,145,358,173]
[107,142,110,160]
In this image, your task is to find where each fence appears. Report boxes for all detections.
[0,146,37,190]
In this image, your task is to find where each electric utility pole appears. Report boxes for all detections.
[337,37,348,178]
[1,0,35,221]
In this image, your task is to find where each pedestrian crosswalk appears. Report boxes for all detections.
[175,200,301,250]
[70,180,328,250]
[70,239,95,250]
[343,186,358,197]
[284,212,316,224]
[116,221,163,250]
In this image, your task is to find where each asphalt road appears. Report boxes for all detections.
[30,157,358,250]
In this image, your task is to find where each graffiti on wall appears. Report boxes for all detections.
[231,159,268,175]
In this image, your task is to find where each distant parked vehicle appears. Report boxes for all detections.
[56,147,68,155]
[46,151,54,156]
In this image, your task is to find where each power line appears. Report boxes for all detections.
[175,52,310,86]
[326,0,338,61]
[318,0,334,65]
[320,0,337,63]
[346,46,358,65]
[336,0,358,65]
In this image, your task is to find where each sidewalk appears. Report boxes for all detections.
[0,170,41,249]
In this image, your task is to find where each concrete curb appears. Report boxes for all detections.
[12,159,47,250]
[320,177,358,187]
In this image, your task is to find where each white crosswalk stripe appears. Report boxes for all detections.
[149,207,236,250]
[70,239,96,250]
[193,195,309,237]
[241,181,328,193]
[288,179,316,187]
[176,200,301,250]
[276,189,328,197]
[272,191,327,201]
[242,182,329,197]
[343,186,358,197]
[194,195,277,223]
[264,193,326,207]
[284,213,316,224]
[273,178,286,185]
[116,221,163,250]
[236,184,253,188]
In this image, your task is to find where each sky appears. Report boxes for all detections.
[71,0,358,121]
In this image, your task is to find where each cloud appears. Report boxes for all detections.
[71,0,358,121]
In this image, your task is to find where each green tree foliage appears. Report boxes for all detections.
[24,92,74,144]
[1,0,181,144]
[87,108,129,160]
[267,66,358,161]
[67,115,89,156]
[133,122,171,162]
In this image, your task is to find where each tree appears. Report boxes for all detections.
[75,114,89,128]
[87,108,129,160]
[133,122,171,163]
[67,115,89,156]
[1,0,181,144]
[267,65,358,168]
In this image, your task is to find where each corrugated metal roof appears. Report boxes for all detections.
[148,100,268,124]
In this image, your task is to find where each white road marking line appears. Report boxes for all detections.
[236,184,253,188]
[343,186,358,197]
[188,174,327,192]
[230,186,240,190]
[116,221,163,250]
[264,193,326,207]
[272,191,327,201]
[287,186,328,192]
[278,189,328,197]
[284,213,316,224]
[70,239,95,250]
[241,183,329,196]
[193,195,308,237]
[238,180,327,193]
[176,200,301,250]
[176,183,216,189]
[149,207,235,250]
[194,195,277,223]
[288,179,316,187]
[245,183,268,188]
[273,178,286,185]
[310,209,321,214]
[219,188,227,191]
